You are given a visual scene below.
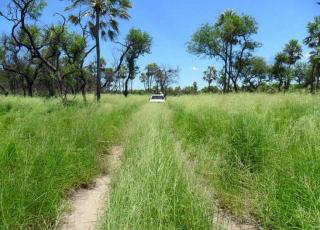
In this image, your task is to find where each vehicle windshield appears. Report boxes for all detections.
[151,95,164,100]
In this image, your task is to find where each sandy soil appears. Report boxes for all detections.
[60,146,123,230]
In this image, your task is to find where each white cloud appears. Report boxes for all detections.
[191,66,199,71]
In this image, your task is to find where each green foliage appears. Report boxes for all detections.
[216,10,257,44]
[294,62,309,85]
[271,40,303,91]
[187,23,220,57]
[28,0,47,19]
[1,0,47,20]
[203,66,217,88]
[187,10,258,58]
[67,0,132,41]
[121,28,152,96]
[17,25,43,48]
[126,28,152,57]
[0,47,4,60]
[283,39,303,65]
[187,10,260,92]
[304,17,320,49]
[242,56,269,90]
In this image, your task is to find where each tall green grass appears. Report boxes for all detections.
[103,104,212,229]
[169,94,320,229]
[0,95,144,229]
[2,94,319,229]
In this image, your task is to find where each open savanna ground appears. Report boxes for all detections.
[0,94,319,229]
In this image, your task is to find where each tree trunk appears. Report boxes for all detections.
[124,77,131,97]
[311,64,316,94]
[46,78,55,97]
[316,64,320,91]
[95,10,101,102]
[228,44,233,93]
[223,47,228,93]
[80,78,87,103]
[233,79,238,92]
[0,84,8,96]
[22,83,26,97]
[147,77,150,92]
[278,77,283,92]
[26,80,33,97]
[149,76,153,92]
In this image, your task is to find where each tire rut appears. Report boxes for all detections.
[60,146,123,230]
[172,131,259,230]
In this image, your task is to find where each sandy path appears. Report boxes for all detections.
[60,146,123,230]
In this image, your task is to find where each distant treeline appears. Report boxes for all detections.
[0,1,319,102]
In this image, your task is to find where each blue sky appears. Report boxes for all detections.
[0,0,318,88]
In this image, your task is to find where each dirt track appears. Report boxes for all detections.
[60,146,123,230]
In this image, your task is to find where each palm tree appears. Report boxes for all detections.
[203,66,217,92]
[284,40,303,66]
[304,17,320,93]
[272,52,288,92]
[67,0,132,102]
[304,17,320,49]
[283,40,303,91]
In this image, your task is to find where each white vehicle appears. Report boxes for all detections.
[150,94,166,103]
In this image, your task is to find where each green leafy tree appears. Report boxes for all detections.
[271,52,289,92]
[122,28,152,97]
[140,72,148,91]
[293,62,309,87]
[145,63,159,92]
[203,66,217,92]
[154,66,179,95]
[139,63,159,92]
[0,1,81,101]
[188,10,259,92]
[0,33,43,97]
[242,56,269,91]
[62,14,97,101]
[192,81,198,93]
[117,65,128,92]
[60,31,94,101]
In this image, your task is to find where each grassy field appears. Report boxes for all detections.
[103,104,212,229]
[0,94,319,229]
[169,94,320,229]
[0,95,144,229]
